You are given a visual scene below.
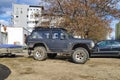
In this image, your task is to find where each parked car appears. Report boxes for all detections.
[91,40,120,57]
[25,27,94,64]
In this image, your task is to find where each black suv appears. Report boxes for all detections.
[26,27,94,64]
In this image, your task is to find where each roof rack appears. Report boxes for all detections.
[33,26,67,31]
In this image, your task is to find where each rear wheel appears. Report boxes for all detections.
[72,48,89,64]
[47,53,57,59]
[33,47,47,61]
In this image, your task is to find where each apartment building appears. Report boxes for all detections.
[39,12,64,27]
[12,4,43,32]
[0,4,63,45]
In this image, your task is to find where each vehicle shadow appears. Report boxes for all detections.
[49,55,73,63]
[0,64,11,80]
[0,54,25,58]
[51,55,120,63]
[90,56,120,58]
[27,55,74,63]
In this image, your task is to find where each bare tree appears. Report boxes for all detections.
[43,0,120,41]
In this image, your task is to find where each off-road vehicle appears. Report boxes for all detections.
[26,27,94,64]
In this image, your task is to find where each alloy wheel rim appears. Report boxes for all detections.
[36,51,42,58]
[75,52,84,61]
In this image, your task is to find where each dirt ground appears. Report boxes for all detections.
[0,51,120,80]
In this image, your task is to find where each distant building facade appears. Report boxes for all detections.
[115,22,120,40]
[0,4,63,45]
[12,4,64,30]
[38,13,64,27]
[12,4,43,32]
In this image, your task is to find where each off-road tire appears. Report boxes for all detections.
[33,47,47,61]
[72,47,89,64]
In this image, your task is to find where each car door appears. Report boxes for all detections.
[92,40,112,56]
[98,41,112,52]
[50,30,68,52]
[41,30,52,49]
[110,40,120,56]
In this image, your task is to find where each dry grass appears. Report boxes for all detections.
[0,52,120,80]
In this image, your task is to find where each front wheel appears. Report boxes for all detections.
[72,48,89,64]
[33,47,47,61]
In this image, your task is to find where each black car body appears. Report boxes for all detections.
[26,27,94,64]
[92,40,120,57]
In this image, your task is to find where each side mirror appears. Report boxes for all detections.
[95,44,99,47]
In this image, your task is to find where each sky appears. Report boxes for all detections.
[0,0,120,38]
[0,0,43,26]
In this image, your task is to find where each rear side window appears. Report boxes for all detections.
[31,31,43,39]
[52,30,60,39]
[111,41,120,47]
[31,30,50,39]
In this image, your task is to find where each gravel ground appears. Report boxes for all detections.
[0,51,120,80]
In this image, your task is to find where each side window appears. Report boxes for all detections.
[31,31,43,39]
[44,32,50,39]
[111,41,120,47]
[98,41,106,47]
[52,33,59,39]
[60,33,66,39]
[97,41,110,47]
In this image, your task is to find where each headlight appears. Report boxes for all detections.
[91,41,95,48]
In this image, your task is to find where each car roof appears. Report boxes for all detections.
[33,27,67,31]
[98,40,120,43]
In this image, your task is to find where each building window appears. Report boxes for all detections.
[16,8,19,15]
[21,11,23,14]
[30,14,33,19]
[21,8,23,14]
[16,16,19,18]
[27,15,28,18]
[27,8,29,11]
